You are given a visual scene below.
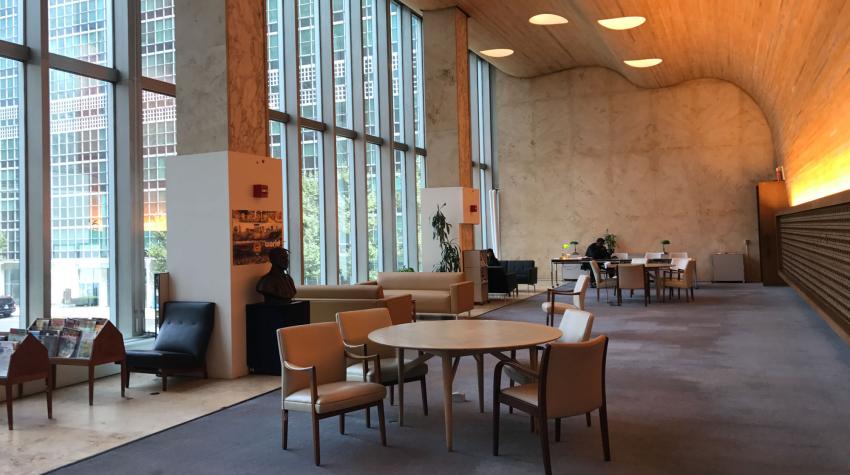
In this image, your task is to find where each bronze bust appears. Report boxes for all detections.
[256,248,297,304]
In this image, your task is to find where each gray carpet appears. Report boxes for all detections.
[52,284,850,474]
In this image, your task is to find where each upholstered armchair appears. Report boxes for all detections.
[616,264,649,306]
[540,275,590,326]
[277,322,387,466]
[501,260,538,289]
[493,336,611,475]
[590,260,617,302]
[336,308,429,424]
[125,301,215,391]
[488,265,519,298]
[662,259,697,302]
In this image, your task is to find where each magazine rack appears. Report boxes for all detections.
[47,321,126,406]
[1,334,53,430]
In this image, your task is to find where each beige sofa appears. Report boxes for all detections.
[375,272,475,318]
[295,285,413,324]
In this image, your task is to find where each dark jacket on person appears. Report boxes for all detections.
[585,243,610,260]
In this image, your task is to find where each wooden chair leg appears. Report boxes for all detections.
[420,377,428,416]
[492,397,501,455]
[691,288,695,301]
[586,412,592,427]
[377,401,387,447]
[389,384,394,405]
[365,406,371,428]
[17,383,22,397]
[530,415,535,432]
[508,380,515,414]
[281,410,288,449]
[475,355,484,413]
[538,416,552,475]
[46,378,53,420]
[311,411,321,466]
[6,384,13,430]
[596,288,600,302]
[120,361,126,398]
[339,414,345,434]
[88,365,95,406]
[600,405,611,461]
[555,417,561,442]
[162,374,168,392]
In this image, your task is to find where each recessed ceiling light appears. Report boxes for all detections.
[624,58,662,68]
[529,14,568,25]
[480,48,514,58]
[598,16,647,30]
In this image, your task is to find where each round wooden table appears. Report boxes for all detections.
[369,320,562,451]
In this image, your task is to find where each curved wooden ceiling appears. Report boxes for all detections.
[408,0,850,205]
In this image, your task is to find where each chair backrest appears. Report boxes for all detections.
[541,335,608,418]
[670,257,688,271]
[277,322,346,399]
[336,308,394,359]
[630,257,647,265]
[612,252,629,260]
[296,284,383,299]
[644,252,665,260]
[377,272,464,290]
[617,264,645,289]
[558,309,594,342]
[682,259,697,286]
[573,274,590,310]
[154,301,215,359]
[589,260,603,282]
[669,252,688,259]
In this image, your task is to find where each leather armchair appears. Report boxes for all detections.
[125,301,215,391]
[487,266,518,298]
[278,322,387,466]
[540,275,590,326]
[501,260,538,288]
[494,336,611,475]
[336,308,428,423]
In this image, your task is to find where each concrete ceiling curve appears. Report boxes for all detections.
[406,0,850,205]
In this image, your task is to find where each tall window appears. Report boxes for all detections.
[332,0,351,129]
[49,0,111,66]
[394,149,407,269]
[412,15,424,148]
[366,143,381,279]
[336,137,354,283]
[301,128,324,284]
[416,154,425,270]
[469,53,495,251]
[361,0,379,136]
[141,0,175,333]
[298,0,321,121]
[0,57,22,331]
[390,2,403,142]
[49,70,112,319]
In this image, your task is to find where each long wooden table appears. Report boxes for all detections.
[607,262,672,301]
[369,320,562,451]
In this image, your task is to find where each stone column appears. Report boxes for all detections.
[169,0,279,378]
[423,7,474,252]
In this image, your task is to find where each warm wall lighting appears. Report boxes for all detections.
[529,14,568,25]
[624,58,663,68]
[598,16,646,30]
[480,48,514,58]
[787,151,850,205]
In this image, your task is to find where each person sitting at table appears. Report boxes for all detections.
[583,238,611,287]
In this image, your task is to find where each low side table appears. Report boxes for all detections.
[246,300,310,375]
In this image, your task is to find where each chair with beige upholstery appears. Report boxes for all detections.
[376,272,474,319]
[589,260,617,302]
[662,258,696,302]
[644,252,665,260]
[277,322,387,466]
[669,252,688,259]
[493,336,611,475]
[336,308,429,425]
[616,264,649,306]
[540,274,589,327]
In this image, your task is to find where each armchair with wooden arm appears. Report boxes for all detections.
[277,322,388,466]
[540,274,590,326]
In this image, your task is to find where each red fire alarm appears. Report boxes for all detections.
[253,184,269,198]
[470,204,478,213]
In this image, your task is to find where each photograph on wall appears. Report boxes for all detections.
[231,210,284,265]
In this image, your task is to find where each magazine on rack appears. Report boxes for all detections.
[0,340,18,378]
[57,328,82,358]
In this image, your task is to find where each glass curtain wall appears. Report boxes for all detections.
[265,0,426,283]
[469,53,495,252]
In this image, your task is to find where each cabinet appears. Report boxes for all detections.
[756,181,789,286]
[711,253,746,283]
[246,300,310,375]
[463,250,489,304]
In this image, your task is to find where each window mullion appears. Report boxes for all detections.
[349,0,368,282]
[376,0,395,272]
[319,0,337,284]
[401,7,417,269]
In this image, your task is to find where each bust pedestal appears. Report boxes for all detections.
[245,300,310,375]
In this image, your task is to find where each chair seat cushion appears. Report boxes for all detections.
[662,279,690,289]
[597,278,617,289]
[126,350,201,370]
[541,302,577,314]
[501,383,539,407]
[346,358,428,384]
[504,358,537,385]
[284,381,386,414]
[386,289,450,313]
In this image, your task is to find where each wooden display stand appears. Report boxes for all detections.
[1,334,53,430]
[45,321,127,406]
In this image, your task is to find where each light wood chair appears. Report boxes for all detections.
[590,260,617,302]
[540,274,590,326]
[336,308,429,427]
[616,264,649,306]
[662,259,697,302]
[277,322,387,466]
[493,336,611,475]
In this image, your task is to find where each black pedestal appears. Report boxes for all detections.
[246,300,309,375]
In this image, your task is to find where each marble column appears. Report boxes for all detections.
[423,7,474,251]
[169,0,280,379]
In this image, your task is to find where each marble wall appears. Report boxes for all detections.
[494,67,774,282]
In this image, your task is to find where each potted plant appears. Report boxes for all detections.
[603,229,617,254]
[661,239,671,254]
[570,241,579,255]
[431,204,460,272]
